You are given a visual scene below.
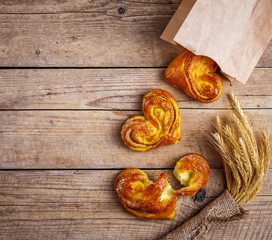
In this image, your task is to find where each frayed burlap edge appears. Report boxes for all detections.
[161,190,246,240]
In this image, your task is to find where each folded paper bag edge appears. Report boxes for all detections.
[160,0,197,46]
[160,190,245,240]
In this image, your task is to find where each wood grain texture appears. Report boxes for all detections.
[0,0,181,14]
[0,1,179,67]
[0,170,271,240]
[0,1,271,239]
[0,68,272,110]
[0,109,270,169]
[0,0,271,67]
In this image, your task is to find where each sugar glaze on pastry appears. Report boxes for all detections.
[114,168,178,220]
[165,50,223,103]
[121,89,181,152]
[114,154,210,220]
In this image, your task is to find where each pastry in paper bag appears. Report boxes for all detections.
[161,0,272,84]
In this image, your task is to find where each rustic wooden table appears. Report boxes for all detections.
[0,1,271,239]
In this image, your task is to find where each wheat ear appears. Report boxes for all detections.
[210,92,271,204]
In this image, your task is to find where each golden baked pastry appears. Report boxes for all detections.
[115,154,210,220]
[174,154,210,197]
[121,89,181,152]
[165,50,223,103]
[114,168,178,220]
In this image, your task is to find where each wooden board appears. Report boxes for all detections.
[0,68,272,110]
[0,0,181,14]
[0,109,271,169]
[0,170,271,240]
[0,0,271,67]
[0,1,271,239]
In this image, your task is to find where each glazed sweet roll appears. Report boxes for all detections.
[165,50,223,103]
[121,89,181,152]
[174,154,210,197]
[114,168,178,220]
[115,154,210,220]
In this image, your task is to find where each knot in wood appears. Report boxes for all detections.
[118,7,126,14]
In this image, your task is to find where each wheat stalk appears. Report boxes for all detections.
[210,132,236,194]
[209,92,271,204]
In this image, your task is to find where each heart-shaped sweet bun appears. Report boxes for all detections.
[121,89,181,152]
[114,168,178,220]
[174,154,210,197]
[115,154,210,220]
[165,50,223,103]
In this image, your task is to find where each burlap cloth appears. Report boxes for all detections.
[161,190,245,240]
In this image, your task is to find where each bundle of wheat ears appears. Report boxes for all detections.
[162,93,271,240]
[210,92,271,204]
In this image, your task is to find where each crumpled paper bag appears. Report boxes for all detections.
[161,0,272,84]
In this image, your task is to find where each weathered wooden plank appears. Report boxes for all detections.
[0,0,271,67]
[0,0,181,14]
[0,170,271,240]
[0,10,179,67]
[206,203,272,240]
[0,109,270,169]
[0,68,272,110]
[0,210,270,240]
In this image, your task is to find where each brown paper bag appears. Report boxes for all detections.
[161,0,272,84]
